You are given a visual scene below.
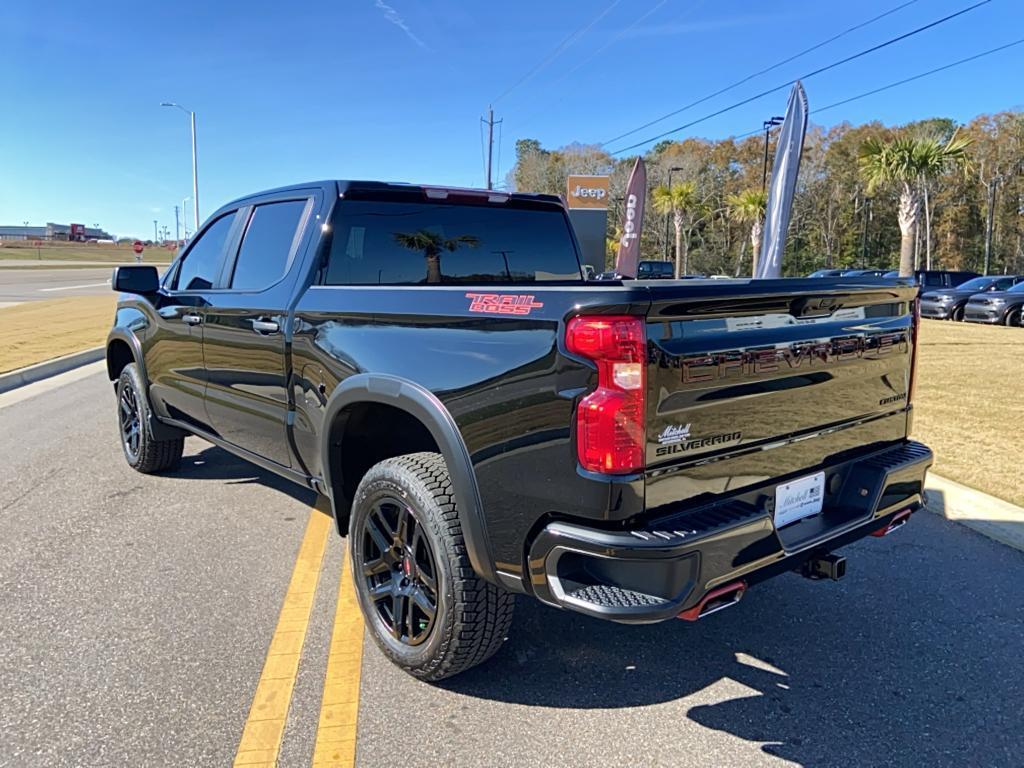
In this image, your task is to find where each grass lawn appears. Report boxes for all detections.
[0,296,116,374]
[912,319,1024,507]
[0,240,174,263]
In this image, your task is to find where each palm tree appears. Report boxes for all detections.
[858,132,972,276]
[651,181,699,277]
[393,230,480,283]
[726,189,767,276]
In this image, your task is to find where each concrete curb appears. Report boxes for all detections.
[925,474,1024,553]
[0,346,105,394]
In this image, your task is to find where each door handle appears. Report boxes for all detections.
[182,313,203,326]
[251,319,280,335]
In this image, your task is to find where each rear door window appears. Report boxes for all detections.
[322,200,582,285]
[230,200,308,291]
[173,212,236,291]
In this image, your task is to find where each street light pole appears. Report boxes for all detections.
[762,116,784,192]
[161,102,200,231]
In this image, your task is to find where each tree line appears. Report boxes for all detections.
[508,111,1024,277]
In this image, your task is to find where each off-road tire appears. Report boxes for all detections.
[349,452,514,681]
[116,363,184,473]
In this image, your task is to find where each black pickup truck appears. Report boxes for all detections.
[106,180,932,681]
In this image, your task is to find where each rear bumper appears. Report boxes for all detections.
[527,440,933,623]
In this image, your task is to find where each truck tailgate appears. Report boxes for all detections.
[643,278,918,509]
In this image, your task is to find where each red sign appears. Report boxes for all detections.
[465,293,544,316]
[70,223,85,241]
[132,240,144,255]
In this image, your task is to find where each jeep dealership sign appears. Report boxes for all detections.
[566,175,610,210]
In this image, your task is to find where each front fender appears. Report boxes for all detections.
[320,373,497,585]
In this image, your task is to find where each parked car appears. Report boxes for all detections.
[636,259,675,279]
[964,280,1024,326]
[883,269,981,288]
[106,180,932,680]
[920,275,1024,321]
[808,268,887,278]
[842,269,889,277]
[594,263,704,280]
[808,268,847,277]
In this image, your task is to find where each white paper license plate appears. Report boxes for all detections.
[774,471,825,528]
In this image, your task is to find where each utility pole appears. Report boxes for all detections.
[482,106,502,190]
[174,206,181,243]
[153,220,158,243]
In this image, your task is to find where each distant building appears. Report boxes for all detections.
[0,223,113,241]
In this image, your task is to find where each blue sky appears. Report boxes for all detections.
[2,0,1021,237]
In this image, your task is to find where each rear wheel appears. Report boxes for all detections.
[349,452,514,681]
[116,363,184,473]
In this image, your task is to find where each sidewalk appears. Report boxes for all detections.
[925,474,1024,553]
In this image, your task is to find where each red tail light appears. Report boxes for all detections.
[909,295,921,402]
[566,315,646,474]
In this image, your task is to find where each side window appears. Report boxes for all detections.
[923,274,943,286]
[995,277,1014,290]
[230,200,308,291]
[174,213,236,291]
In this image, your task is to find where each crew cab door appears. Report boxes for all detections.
[201,193,318,467]
[146,210,242,430]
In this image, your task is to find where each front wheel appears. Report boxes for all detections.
[116,363,184,473]
[349,452,514,681]
[951,304,966,322]
[1005,308,1022,328]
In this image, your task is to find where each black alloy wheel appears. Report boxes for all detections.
[360,497,439,646]
[348,453,514,680]
[119,384,142,463]
[115,362,184,473]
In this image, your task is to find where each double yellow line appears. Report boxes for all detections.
[234,503,365,767]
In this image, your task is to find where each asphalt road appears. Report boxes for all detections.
[0,268,115,304]
[2,368,1022,767]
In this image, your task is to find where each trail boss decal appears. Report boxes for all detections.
[466,293,544,316]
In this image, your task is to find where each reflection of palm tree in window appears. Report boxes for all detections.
[393,229,479,283]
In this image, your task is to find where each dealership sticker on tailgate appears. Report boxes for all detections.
[774,471,825,528]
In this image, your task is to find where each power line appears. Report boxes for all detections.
[507,0,676,135]
[729,37,1024,141]
[606,0,991,155]
[551,0,674,90]
[493,0,622,105]
[601,0,921,147]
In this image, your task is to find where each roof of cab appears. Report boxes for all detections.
[222,180,563,208]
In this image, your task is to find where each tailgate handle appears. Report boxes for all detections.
[791,297,841,318]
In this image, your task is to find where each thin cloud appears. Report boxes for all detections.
[374,0,429,50]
